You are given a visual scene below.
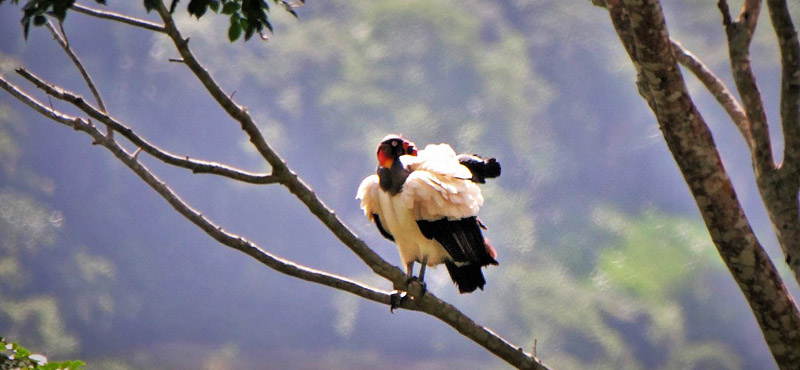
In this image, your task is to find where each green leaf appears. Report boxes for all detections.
[143,0,158,12]
[208,0,219,13]
[228,16,242,42]
[221,1,239,14]
[15,345,30,357]
[187,0,209,18]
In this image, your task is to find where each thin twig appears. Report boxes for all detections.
[45,19,107,113]
[0,74,399,309]
[71,3,167,33]
[16,68,282,185]
[46,17,114,137]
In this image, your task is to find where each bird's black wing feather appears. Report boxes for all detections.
[373,214,395,241]
[416,217,496,265]
[417,216,498,293]
[457,154,501,183]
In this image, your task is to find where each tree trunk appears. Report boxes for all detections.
[601,0,800,367]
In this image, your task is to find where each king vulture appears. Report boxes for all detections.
[357,135,500,309]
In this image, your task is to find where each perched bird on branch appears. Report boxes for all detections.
[357,134,500,311]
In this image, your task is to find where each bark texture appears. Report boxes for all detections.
[601,0,800,367]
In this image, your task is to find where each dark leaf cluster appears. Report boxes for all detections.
[0,0,105,39]
[2,0,303,42]
[168,0,304,42]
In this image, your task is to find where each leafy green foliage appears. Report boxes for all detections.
[0,0,105,39]
[2,0,302,42]
[593,207,722,303]
[0,337,85,369]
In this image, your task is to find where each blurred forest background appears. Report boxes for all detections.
[1,1,799,369]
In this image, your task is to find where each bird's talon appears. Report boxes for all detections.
[406,278,427,298]
[389,290,408,313]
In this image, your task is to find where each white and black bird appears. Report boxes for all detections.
[357,134,500,310]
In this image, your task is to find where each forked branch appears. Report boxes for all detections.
[765,0,800,176]
[150,2,545,367]
[1,2,550,369]
[0,75,396,309]
[718,0,776,176]
[603,0,800,367]
[15,68,282,185]
[45,20,106,113]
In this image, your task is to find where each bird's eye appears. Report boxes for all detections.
[391,140,398,147]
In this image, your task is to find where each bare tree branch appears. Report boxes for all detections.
[45,19,106,113]
[44,18,112,138]
[14,68,282,185]
[760,0,800,289]
[718,0,800,284]
[152,1,405,282]
[765,0,800,176]
[718,0,775,177]
[717,0,800,282]
[0,73,400,310]
[71,3,167,33]
[2,2,550,368]
[604,0,800,367]
[145,2,547,368]
[670,39,753,151]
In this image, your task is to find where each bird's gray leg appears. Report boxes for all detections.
[417,256,429,282]
[412,256,428,298]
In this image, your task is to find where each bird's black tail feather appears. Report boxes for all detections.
[445,261,487,294]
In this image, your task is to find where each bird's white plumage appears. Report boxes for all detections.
[357,143,484,268]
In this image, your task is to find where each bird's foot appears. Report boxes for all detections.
[389,290,408,313]
[406,276,427,298]
[389,277,427,313]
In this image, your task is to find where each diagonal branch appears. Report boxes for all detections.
[0,73,397,310]
[8,65,549,370]
[71,3,167,33]
[16,68,282,185]
[765,0,800,177]
[44,18,113,138]
[152,0,404,283]
[151,2,547,368]
[670,39,753,151]
[719,0,800,285]
[45,19,106,113]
